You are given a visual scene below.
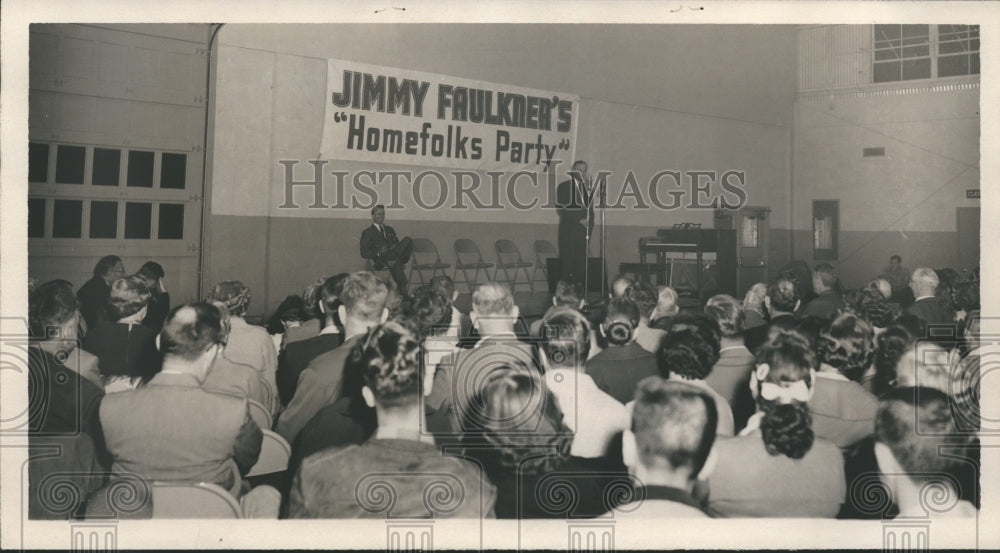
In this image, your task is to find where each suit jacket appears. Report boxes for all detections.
[556,178,593,229]
[585,343,660,405]
[906,296,956,327]
[277,331,344,406]
[360,223,400,267]
[100,372,262,495]
[28,347,106,451]
[800,290,844,320]
[283,318,322,348]
[203,354,266,408]
[82,321,162,382]
[225,317,279,413]
[77,276,110,331]
[809,371,879,449]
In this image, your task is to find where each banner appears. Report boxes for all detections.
[320,59,579,173]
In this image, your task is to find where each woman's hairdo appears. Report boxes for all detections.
[818,311,875,382]
[754,329,816,459]
[108,275,152,321]
[351,321,422,407]
[207,280,252,316]
[604,297,639,346]
[541,307,591,367]
[704,294,745,338]
[657,314,722,380]
[28,279,78,339]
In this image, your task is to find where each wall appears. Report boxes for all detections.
[206,24,798,315]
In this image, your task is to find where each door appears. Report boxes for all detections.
[957,207,980,272]
[715,206,770,297]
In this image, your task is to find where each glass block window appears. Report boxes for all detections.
[741,215,759,248]
[813,200,839,260]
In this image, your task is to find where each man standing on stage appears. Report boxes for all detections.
[360,205,414,291]
[556,160,594,284]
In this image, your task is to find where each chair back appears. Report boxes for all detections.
[534,239,557,259]
[247,398,272,431]
[246,430,291,477]
[151,482,242,518]
[454,239,485,266]
[412,238,441,264]
[495,239,523,265]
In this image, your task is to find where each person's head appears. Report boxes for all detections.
[953,280,980,314]
[401,287,453,339]
[909,267,939,298]
[135,261,165,289]
[553,280,583,309]
[465,368,573,477]
[855,288,895,330]
[338,272,390,329]
[650,285,679,321]
[626,282,658,322]
[812,263,839,294]
[29,280,80,345]
[318,273,350,321]
[265,295,307,334]
[206,280,251,317]
[108,276,152,322]
[631,378,718,483]
[743,282,768,313]
[871,278,892,299]
[874,387,970,511]
[752,329,816,459]
[602,297,639,346]
[158,303,230,382]
[610,276,634,299]
[818,312,875,382]
[893,341,952,394]
[874,320,920,395]
[300,276,327,320]
[429,275,458,302]
[353,321,422,412]
[371,204,386,225]
[94,255,125,284]
[571,159,588,180]
[704,294,745,340]
[470,282,519,332]
[765,272,801,316]
[541,307,591,369]
[889,255,902,267]
[658,314,721,381]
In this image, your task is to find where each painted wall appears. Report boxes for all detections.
[792,84,980,288]
[206,24,798,315]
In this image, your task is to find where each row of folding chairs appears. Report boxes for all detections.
[408,238,557,293]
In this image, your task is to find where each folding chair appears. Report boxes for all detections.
[452,239,494,292]
[247,398,272,431]
[151,482,242,518]
[247,430,291,477]
[493,239,534,293]
[407,238,452,291]
[530,240,557,287]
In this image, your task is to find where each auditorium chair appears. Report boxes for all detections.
[493,239,534,293]
[452,239,494,292]
[531,240,557,289]
[247,398,272,431]
[246,430,291,477]
[151,482,243,518]
[407,238,452,291]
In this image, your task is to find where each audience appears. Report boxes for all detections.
[77,255,126,332]
[289,322,495,518]
[880,255,912,306]
[529,280,584,337]
[708,330,845,517]
[610,275,634,299]
[741,283,768,331]
[630,283,669,353]
[283,276,328,347]
[800,263,844,319]
[266,294,309,352]
[906,268,955,327]
[201,302,266,405]
[398,286,458,397]
[703,294,756,430]
[430,275,472,339]
[585,297,659,405]
[135,261,170,331]
[745,272,801,354]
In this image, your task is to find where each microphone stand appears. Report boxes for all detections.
[600,178,607,300]
[583,175,592,301]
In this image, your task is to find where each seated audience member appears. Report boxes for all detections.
[202,302,266,405]
[289,322,495,518]
[873,320,920,396]
[28,280,107,518]
[276,272,388,444]
[135,261,170,331]
[703,294,756,430]
[276,274,349,406]
[952,310,984,433]
[585,298,659,405]
[742,283,768,331]
[100,303,263,498]
[630,283,669,353]
[708,330,845,517]
[398,287,457,397]
[461,369,630,519]
[610,275,634,299]
[207,281,279,411]
[430,275,472,339]
[529,280,584,337]
[880,255,913,306]
[870,277,893,300]
[615,378,718,518]
[874,387,977,518]
[83,276,162,392]
[906,268,955,327]
[893,341,953,394]
[811,312,879,449]
[283,276,328,347]
[745,272,801,354]
[426,282,542,434]
[952,280,980,324]
[657,315,734,436]
[800,263,844,320]
[854,288,894,334]
[542,308,630,457]
[266,294,308,352]
[77,255,125,332]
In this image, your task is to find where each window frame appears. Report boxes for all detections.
[872,24,980,84]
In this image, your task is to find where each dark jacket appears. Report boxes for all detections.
[906,296,956,328]
[584,342,659,404]
[277,332,344,406]
[82,321,162,383]
[360,224,400,268]
[744,313,797,354]
[77,276,111,331]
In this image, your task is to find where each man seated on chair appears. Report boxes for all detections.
[100,303,262,498]
[360,205,414,291]
[288,321,496,518]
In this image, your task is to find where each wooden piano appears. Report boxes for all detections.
[638,229,737,297]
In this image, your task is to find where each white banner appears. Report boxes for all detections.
[320,59,579,172]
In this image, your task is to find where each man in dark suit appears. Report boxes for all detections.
[360,205,413,291]
[76,255,125,332]
[799,263,844,320]
[556,160,594,284]
[744,272,801,354]
[906,267,955,327]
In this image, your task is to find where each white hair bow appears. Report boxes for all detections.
[755,363,811,404]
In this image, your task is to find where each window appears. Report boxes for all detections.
[89,201,118,238]
[28,198,46,238]
[55,145,86,184]
[158,203,185,239]
[92,148,121,186]
[127,150,155,187]
[741,214,759,248]
[873,24,979,83]
[160,153,187,189]
[813,200,839,260]
[124,202,152,238]
[52,199,83,238]
[29,143,49,183]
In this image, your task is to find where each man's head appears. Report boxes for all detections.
[871,278,892,299]
[541,307,591,370]
[338,271,389,329]
[890,255,902,267]
[29,280,79,342]
[650,285,680,322]
[430,275,458,302]
[95,255,125,284]
[553,280,583,309]
[704,294,745,339]
[470,282,519,333]
[159,303,230,381]
[571,160,588,181]
[812,263,839,294]
[631,378,718,483]
[765,272,801,316]
[206,280,252,317]
[108,275,152,322]
[371,204,386,225]
[910,267,939,298]
[318,273,350,320]
[355,321,422,411]
[400,287,453,338]
[626,282,658,322]
[610,276,634,299]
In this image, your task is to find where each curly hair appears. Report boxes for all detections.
[754,329,816,459]
[953,280,980,313]
[704,294,745,338]
[29,280,78,339]
[873,323,917,396]
[265,295,307,334]
[766,272,800,313]
[351,321,422,407]
[400,287,453,338]
[603,297,639,346]
[818,312,875,382]
[855,288,894,329]
[625,282,658,319]
[108,276,152,321]
[207,280,251,316]
[657,314,721,380]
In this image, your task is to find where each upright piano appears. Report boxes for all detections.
[638,229,737,297]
